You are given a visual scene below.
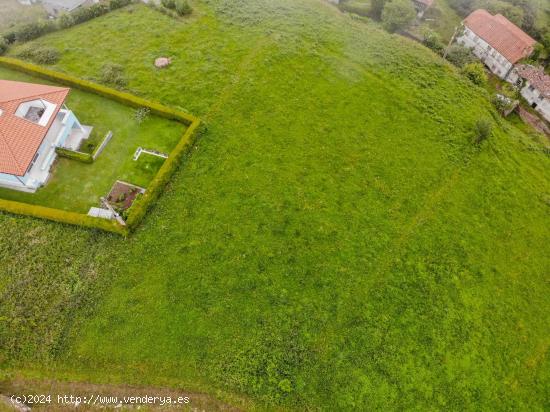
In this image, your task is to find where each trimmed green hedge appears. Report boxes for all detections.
[125,120,202,230]
[55,147,94,163]
[0,57,198,125]
[0,198,127,235]
[0,57,201,235]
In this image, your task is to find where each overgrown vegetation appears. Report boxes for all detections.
[381,0,416,33]
[15,44,59,64]
[100,62,128,88]
[462,61,488,86]
[0,1,548,410]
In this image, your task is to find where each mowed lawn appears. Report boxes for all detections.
[0,67,184,212]
[1,1,549,410]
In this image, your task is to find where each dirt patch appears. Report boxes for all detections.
[106,181,145,213]
[517,106,550,136]
[0,377,243,411]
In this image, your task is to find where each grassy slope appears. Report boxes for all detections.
[1,1,549,410]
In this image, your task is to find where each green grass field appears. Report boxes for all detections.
[0,67,184,213]
[0,1,549,410]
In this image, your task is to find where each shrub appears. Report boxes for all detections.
[16,45,60,65]
[161,0,176,9]
[57,13,75,29]
[474,119,492,144]
[135,107,151,124]
[462,62,487,86]
[445,44,475,68]
[55,147,94,163]
[174,0,192,16]
[109,0,132,10]
[0,37,8,56]
[100,63,128,88]
[422,29,444,54]
[491,94,514,114]
[12,20,56,42]
[71,3,110,25]
[370,0,387,20]
[381,0,416,33]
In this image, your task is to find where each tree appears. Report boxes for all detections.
[0,37,8,56]
[474,119,492,144]
[445,44,476,67]
[422,29,444,54]
[462,62,488,86]
[370,0,387,20]
[174,0,192,16]
[381,0,416,33]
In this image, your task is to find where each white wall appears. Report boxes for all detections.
[457,28,514,79]
[520,84,550,122]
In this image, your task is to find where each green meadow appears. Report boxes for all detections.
[0,1,548,410]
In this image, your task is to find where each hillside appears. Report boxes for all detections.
[1,0,549,410]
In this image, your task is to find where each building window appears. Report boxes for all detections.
[528,85,535,91]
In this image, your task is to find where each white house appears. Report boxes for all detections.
[41,0,95,17]
[0,80,91,192]
[513,65,550,122]
[457,9,536,81]
[412,0,433,18]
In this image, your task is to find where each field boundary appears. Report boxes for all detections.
[0,57,201,236]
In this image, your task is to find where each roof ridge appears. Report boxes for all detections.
[0,84,70,104]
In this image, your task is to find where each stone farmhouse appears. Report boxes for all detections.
[457,9,536,81]
[513,65,550,122]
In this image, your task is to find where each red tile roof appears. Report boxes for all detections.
[0,80,69,176]
[463,9,536,64]
[515,65,550,98]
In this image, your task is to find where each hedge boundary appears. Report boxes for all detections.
[56,147,94,163]
[0,57,201,235]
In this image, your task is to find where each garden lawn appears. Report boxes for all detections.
[0,66,185,213]
[1,1,549,411]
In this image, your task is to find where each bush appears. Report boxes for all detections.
[462,62,487,86]
[381,0,416,33]
[16,45,60,65]
[0,37,8,56]
[57,13,75,29]
[71,3,110,25]
[100,63,128,88]
[474,119,492,144]
[135,107,151,124]
[422,29,444,54]
[109,0,132,10]
[12,20,56,42]
[174,0,192,16]
[161,0,176,9]
[55,147,94,163]
[370,0,387,20]
[445,44,475,67]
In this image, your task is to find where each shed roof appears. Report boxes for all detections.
[515,65,550,98]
